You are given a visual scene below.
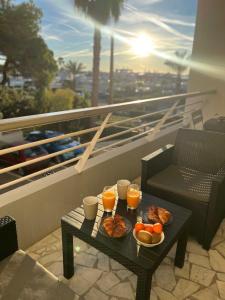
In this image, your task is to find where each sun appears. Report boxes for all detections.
[130,33,155,57]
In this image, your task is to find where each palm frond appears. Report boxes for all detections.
[74,0,124,25]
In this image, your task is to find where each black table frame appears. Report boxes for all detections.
[61,193,191,300]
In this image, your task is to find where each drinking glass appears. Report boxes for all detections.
[83,196,98,220]
[127,184,141,210]
[117,179,130,200]
[102,186,116,212]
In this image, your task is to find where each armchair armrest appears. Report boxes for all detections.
[0,216,18,261]
[141,144,174,192]
[204,175,225,248]
[208,175,225,214]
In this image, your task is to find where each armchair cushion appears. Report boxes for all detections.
[0,250,75,300]
[147,165,212,203]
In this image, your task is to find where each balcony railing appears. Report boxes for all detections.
[0,90,216,191]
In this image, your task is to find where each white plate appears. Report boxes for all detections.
[133,229,165,247]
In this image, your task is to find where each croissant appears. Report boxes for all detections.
[102,214,126,237]
[147,206,171,225]
[158,207,171,225]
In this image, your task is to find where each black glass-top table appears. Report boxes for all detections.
[61,193,192,300]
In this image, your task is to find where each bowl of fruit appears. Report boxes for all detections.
[133,222,164,247]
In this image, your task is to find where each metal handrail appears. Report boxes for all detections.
[0,100,203,156]
[98,105,199,144]
[93,117,184,156]
[0,117,184,190]
[0,90,215,132]
[0,142,90,175]
[0,90,212,190]
[0,156,81,190]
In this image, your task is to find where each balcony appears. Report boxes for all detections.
[1,0,225,298]
[0,90,214,248]
[1,88,224,299]
[25,219,225,299]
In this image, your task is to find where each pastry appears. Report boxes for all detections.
[147,206,171,225]
[158,207,171,225]
[147,206,160,223]
[102,214,126,238]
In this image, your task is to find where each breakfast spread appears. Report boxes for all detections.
[99,205,170,246]
[102,214,127,238]
[147,206,171,225]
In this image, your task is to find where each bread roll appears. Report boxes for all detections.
[137,230,152,244]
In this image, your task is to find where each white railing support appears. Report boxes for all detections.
[75,113,112,173]
[149,100,180,140]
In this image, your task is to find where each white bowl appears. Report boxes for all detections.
[133,229,165,247]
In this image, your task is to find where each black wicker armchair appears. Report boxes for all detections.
[0,216,18,261]
[141,128,225,250]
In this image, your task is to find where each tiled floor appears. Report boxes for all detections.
[27,219,225,300]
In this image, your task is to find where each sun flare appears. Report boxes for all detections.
[130,33,155,57]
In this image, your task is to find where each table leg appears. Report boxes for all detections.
[175,226,188,268]
[136,271,152,300]
[62,226,74,279]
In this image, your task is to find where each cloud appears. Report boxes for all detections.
[130,0,164,5]
[158,16,195,27]
[59,49,92,59]
[57,47,129,61]
[42,33,62,42]
[122,3,194,41]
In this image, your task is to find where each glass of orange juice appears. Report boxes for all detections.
[127,184,141,210]
[102,186,116,212]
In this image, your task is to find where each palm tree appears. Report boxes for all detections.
[108,35,114,104]
[165,50,189,94]
[74,0,124,107]
[108,1,124,105]
[65,60,85,91]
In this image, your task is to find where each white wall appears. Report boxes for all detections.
[0,130,24,144]
[188,0,225,121]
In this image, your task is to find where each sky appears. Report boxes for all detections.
[13,0,198,73]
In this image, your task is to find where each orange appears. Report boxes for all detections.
[153,223,163,234]
[144,224,154,233]
[135,223,145,233]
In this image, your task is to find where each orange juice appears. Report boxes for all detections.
[127,189,140,209]
[102,190,115,212]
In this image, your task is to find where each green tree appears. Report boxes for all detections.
[73,92,90,109]
[165,50,189,94]
[65,60,85,91]
[0,87,37,118]
[74,0,124,107]
[43,88,75,113]
[0,0,57,88]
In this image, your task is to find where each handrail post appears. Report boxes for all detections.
[75,113,112,173]
[149,100,180,140]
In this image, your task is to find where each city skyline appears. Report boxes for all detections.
[14,0,197,73]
